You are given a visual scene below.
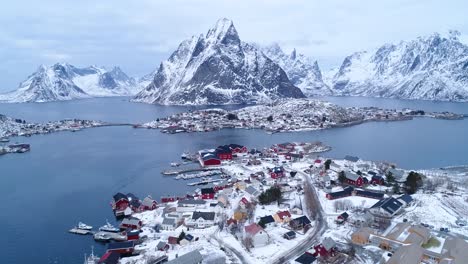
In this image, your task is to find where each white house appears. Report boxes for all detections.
[176,199,207,212]
[161,217,176,231]
[245,223,269,247]
[186,211,216,229]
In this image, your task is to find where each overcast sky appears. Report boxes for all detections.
[1,0,467,92]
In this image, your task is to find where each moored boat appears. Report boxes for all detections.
[93,232,112,242]
[84,246,99,264]
[0,138,10,143]
[99,220,119,233]
[77,222,93,230]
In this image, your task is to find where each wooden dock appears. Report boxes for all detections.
[187,178,224,186]
[162,167,220,176]
[69,228,93,235]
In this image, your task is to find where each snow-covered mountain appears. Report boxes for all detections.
[138,69,158,88]
[0,63,141,103]
[134,18,305,105]
[261,44,332,96]
[332,32,468,101]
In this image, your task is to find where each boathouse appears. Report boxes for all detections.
[106,241,135,255]
[201,154,221,166]
[120,217,142,230]
[201,188,215,200]
[215,145,233,160]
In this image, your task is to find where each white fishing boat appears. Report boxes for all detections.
[77,222,93,230]
[171,162,180,167]
[99,220,119,233]
[93,232,112,242]
[84,246,99,264]
[181,152,189,160]
[0,138,9,143]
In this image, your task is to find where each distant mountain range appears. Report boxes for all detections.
[0,63,142,103]
[330,32,468,101]
[2,19,468,104]
[134,18,305,105]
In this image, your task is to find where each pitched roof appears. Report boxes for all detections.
[107,241,134,250]
[355,189,384,199]
[291,215,311,226]
[398,194,413,204]
[192,211,215,221]
[166,250,203,264]
[371,197,403,215]
[168,236,178,244]
[201,188,215,194]
[295,252,317,264]
[121,217,141,226]
[178,199,207,206]
[260,215,275,225]
[156,241,167,250]
[387,244,423,264]
[327,186,354,198]
[162,217,176,226]
[322,237,336,251]
[277,210,291,220]
[245,223,264,236]
[113,192,127,202]
[141,196,156,207]
[245,186,259,195]
[339,212,349,220]
[345,171,361,181]
[98,251,120,264]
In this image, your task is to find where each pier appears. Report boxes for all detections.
[187,178,224,186]
[162,167,221,176]
[69,228,93,235]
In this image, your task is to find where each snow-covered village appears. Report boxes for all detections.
[70,142,468,264]
[138,99,465,134]
[3,2,468,264]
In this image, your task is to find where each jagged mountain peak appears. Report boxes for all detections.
[260,44,331,96]
[290,48,297,60]
[134,19,304,105]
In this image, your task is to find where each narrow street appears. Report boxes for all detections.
[271,169,328,263]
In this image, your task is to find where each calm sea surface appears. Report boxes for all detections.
[0,96,467,263]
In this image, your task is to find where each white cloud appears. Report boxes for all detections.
[0,0,467,91]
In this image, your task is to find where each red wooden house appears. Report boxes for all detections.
[370,175,385,185]
[201,188,215,200]
[124,229,140,241]
[161,196,177,203]
[213,181,230,192]
[215,146,233,160]
[270,167,285,179]
[140,196,157,211]
[202,154,221,166]
[107,241,135,255]
[345,172,364,187]
[228,144,247,153]
[313,237,337,257]
[120,217,142,230]
[112,193,129,211]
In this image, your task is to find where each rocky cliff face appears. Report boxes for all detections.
[261,44,332,97]
[134,18,305,105]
